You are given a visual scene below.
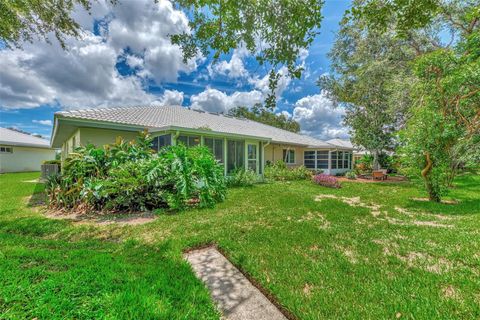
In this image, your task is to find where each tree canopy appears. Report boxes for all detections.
[172,0,323,109]
[0,0,107,49]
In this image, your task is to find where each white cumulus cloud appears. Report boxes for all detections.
[249,66,291,98]
[0,0,198,110]
[208,47,249,79]
[32,120,53,126]
[158,90,184,106]
[190,88,263,113]
[292,91,349,140]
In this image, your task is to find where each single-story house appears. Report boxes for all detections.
[50,105,354,175]
[0,127,57,173]
[326,139,367,162]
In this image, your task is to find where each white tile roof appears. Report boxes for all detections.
[56,105,337,148]
[0,127,51,148]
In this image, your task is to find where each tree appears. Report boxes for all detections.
[172,0,323,109]
[401,13,479,201]
[0,0,105,49]
[319,4,419,169]
[352,0,479,201]
[228,104,300,133]
[1,0,324,109]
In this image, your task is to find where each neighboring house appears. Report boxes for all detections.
[50,105,354,175]
[326,139,367,162]
[0,127,57,173]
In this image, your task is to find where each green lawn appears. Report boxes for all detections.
[1,172,479,319]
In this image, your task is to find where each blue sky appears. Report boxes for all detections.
[0,0,351,140]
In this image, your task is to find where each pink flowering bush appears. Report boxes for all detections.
[312,174,341,188]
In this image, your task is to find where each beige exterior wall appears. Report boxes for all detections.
[61,127,140,160]
[0,146,56,173]
[264,144,305,168]
[79,127,139,146]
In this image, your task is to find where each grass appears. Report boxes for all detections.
[1,172,479,319]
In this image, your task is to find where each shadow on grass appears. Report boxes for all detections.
[26,181,47,208]
[404,198,480,216]
[0,216,68,237]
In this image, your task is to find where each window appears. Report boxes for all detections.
[282,149,295,164]
[227,140,244,173]
[316,151,329,169]
[304,151,315,169]
[0,146,13,153]
[338,151,344,169]
[72,136,76,150]
[331,151,338,169]
[204,137,224,163]
[177,135,200,147]
[152,134,172,151]
[343,152,350,169]
[247,144,257,171]
[304,150,329,170]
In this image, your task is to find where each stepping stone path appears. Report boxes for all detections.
[185,247,288,320]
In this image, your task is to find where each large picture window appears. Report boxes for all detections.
[331,151,338,169]
[317,151,329,169]
[204,137,224,163]
[283,149,295,164]
[304,151,315,169]
[304,150,329,170]
[329,151,351,170]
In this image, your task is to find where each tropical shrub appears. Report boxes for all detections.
[45,133,226,212]
[312,174,341,188]
[264,160,312,181]
[345,171,357,180]
[225,168,258,187]
[355,155,372,174]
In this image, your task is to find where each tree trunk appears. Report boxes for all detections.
[421,152,440,202]
[372,150,380,170]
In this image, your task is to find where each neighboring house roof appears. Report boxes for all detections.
[0,127,52,149]
[326,138,368,154]
[326,139,354,149]
[53,105,346,149]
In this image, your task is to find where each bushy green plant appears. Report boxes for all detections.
[264,160,312,181]
[226,168,258,187]
[46,133,226,212]
[345,171,357,179]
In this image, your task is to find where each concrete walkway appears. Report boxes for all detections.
[185,247,287,320]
